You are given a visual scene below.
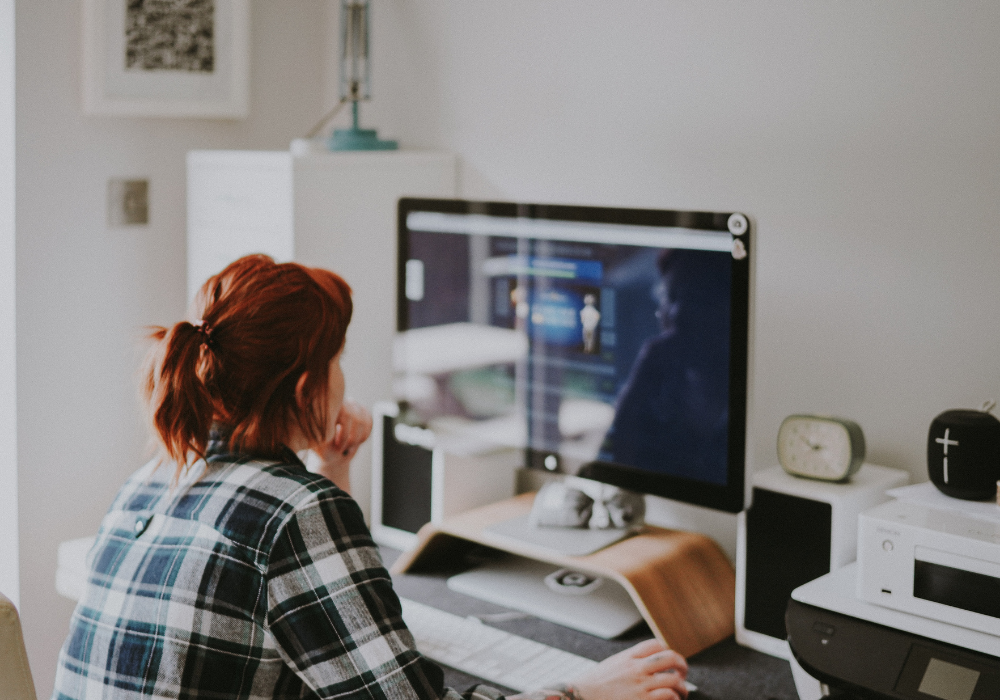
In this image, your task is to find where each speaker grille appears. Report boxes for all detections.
[744,487,832,640]
[381,416,433,534]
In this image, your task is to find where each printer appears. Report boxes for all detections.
[787,483,1000,699]
[788,563,1000,699]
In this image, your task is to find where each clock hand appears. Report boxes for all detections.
[798,435,821,451]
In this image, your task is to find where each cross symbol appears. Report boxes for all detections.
[935,428,959,455]
[935,428,959,483]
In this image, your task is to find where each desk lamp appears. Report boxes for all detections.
[321,0,397,151]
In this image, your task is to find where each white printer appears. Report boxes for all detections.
[787,483,1000,699]
[789,563,1000,700]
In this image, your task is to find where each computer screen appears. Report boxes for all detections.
[395,199,752,513]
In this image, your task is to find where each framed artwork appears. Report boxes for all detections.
[82,0,250,119]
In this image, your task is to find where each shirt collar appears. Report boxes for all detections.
[205,425,306,470]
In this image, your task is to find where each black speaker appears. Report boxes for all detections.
[370,402,521,551]
[743,488,831,641]
[381,414,434,536]
[927,409,1000,501]
[736,465,908,658]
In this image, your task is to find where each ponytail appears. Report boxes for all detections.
[142,321,220,470]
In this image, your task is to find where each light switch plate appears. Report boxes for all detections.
[108,178,148,226]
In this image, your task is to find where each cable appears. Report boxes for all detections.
[304,97,350,139]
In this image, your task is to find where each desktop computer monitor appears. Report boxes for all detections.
[394,198,753,514]
[393,199,752,640]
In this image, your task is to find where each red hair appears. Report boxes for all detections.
[143,254,352,474]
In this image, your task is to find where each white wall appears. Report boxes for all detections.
[367,1,1000,553]
[15,1,332,693]
[0,0,16,609]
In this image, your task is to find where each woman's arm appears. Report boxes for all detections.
[265,487,500,700]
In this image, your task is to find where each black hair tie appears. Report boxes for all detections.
[192,320,216,349]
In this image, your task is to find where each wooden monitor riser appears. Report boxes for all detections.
[391,492,736,658]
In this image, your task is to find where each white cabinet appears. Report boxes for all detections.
[187,149,457,519]
[187,151,295,290]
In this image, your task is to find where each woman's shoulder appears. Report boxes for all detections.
[253,459,358,519]
[228,452,350,501]
[111,452,344,505]
[202,451,358,528]
[108,457,175,512]
[110,452,359,552]
[231,457,373,564]
[254,459,366,531]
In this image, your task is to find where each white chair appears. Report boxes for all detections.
[0,592,37,700]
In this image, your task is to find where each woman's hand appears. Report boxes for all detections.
[313,399,373,493]
[570,639,688,700]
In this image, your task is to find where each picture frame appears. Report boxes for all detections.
[82,0,250,119]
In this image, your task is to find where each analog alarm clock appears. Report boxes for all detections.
[777,415,866,482]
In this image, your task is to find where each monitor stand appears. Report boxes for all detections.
[448,516,642,638]
[446,553,644,638]
[391,493,736,657]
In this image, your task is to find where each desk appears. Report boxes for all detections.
[384,545,798,698]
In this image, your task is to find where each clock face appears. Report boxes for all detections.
[778,416,857,480]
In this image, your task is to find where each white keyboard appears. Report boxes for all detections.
[401,597,597,690]
[400,598,696,694]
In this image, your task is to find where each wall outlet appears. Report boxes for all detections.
[108,179,148,226]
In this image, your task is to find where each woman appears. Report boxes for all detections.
[52,255,689,700]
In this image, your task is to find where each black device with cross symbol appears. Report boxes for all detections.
[927,408,1000,500]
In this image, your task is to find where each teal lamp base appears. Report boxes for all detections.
[328,127,398,151]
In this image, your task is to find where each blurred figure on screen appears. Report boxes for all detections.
[604,248,732,484]
[580,293,601,353]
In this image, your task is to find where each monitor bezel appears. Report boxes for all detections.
[397,197,752,514]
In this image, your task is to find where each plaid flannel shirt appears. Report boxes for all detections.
[52,440,506,700]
